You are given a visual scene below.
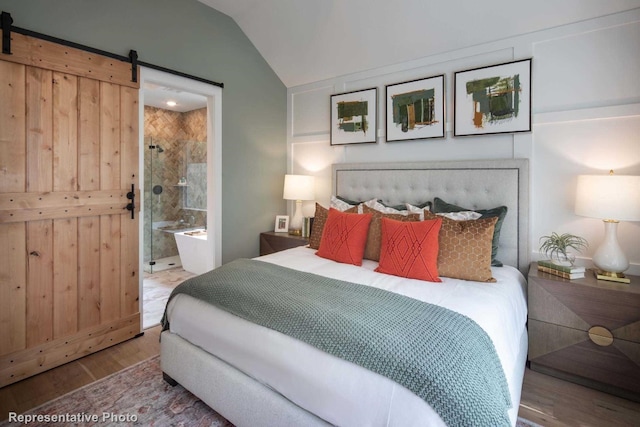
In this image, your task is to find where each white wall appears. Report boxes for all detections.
[287,9,640,274]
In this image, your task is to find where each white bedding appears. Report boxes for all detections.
[166,246,528,426]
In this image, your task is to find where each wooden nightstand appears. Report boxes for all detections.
[259,231,308,256]
[527,262,640,402]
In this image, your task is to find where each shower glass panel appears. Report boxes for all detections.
[182,139,208,220]
[143,136,207,274]
[144,136,183,273]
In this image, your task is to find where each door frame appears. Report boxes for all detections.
[138,67,222,315]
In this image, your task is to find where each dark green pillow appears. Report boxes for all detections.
[335,195,365,206]
[433,197,507,267]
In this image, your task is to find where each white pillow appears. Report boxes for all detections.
[437,211,482,221]
[330,195,356,211]
[364,199,409,215]
[406,203,431,220]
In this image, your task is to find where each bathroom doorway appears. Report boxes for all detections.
[143,115,207,274]
[139,67,222,328]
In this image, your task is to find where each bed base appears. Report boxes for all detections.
[162,327,528,427]
[160,331,330,427]
[162,371,178,386]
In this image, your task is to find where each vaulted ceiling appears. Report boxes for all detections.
[198,0,639,87]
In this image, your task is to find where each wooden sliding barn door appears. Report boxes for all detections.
[0,32,140,387]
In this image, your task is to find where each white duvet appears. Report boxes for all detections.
[166,246,528,426]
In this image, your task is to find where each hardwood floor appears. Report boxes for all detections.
[2,328,639,426]
[0,326,161,421]
[519,368,640,427]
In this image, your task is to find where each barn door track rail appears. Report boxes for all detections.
[0,11,223,88]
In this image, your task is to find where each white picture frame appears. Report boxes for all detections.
[274,215,290,233]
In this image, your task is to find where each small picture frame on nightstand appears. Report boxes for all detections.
[274,215,289,233]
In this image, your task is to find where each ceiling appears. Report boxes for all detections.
[198,0,639,88]
[142,81,207,112]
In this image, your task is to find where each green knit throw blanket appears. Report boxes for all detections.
[161,259,511,426]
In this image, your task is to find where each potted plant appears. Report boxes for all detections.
[539,232,588,266]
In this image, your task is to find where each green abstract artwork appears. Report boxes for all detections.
[336,100,369,134]
[391,89,436,132]
[466,75,521,129]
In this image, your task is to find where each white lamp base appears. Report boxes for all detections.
[592,220,630,283]
[289,200,303,236]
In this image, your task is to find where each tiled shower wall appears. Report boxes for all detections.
[143,106,207,264]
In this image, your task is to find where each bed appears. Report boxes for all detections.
[160,159,530,427]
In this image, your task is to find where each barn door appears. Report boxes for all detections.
[0,31,140,387]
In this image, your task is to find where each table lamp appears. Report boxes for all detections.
[283,174,315,236]
[575,170,640,282]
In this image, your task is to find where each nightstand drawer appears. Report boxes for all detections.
[528,319,640,400]
[528,269,640,343]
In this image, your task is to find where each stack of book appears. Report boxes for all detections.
[537,260,585,280]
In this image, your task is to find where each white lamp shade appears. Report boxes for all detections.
[575,174,640,221]
[283,174,315,201]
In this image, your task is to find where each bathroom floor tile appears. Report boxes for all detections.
[143,267,196,329]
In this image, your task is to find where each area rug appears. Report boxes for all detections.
[1,355,543,426]
[1,356,231,427]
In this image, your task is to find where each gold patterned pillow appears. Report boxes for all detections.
[362,205,420,261]
[424,210,497,282]
[309,203,358,249]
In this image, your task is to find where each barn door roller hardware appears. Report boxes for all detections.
[1,11,12,54]
[129,50,138,83]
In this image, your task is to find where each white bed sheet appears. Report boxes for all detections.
[166,246,528,426]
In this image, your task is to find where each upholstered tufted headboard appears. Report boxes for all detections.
[332,159,529,273]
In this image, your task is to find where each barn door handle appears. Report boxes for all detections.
[126,184,135,219]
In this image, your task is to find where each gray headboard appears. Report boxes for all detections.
[332,159,530,273]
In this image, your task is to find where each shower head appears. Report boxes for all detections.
[157,146,164,153]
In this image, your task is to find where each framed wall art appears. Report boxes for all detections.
[386,74,445,141]
[330,88,378,145]
[454,59,532,137]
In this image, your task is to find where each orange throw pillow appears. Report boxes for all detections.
[316,208,372,266]
[375,217,442,282]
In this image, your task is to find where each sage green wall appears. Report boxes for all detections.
[0,0,287,263]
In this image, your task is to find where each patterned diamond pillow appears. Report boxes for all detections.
[432,197,507,267]
[424,210,498,282]
[309,203,358,249]
[375,217,442,282]
[316,208,372,266]
[362,205,420,261]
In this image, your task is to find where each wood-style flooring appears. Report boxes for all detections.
[0,326,161,421]
[1,268,639,425]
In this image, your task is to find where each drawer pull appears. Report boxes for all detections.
[588,326,614,347]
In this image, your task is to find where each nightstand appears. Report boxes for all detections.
[527,262,640,402]
[259,231,308,256]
